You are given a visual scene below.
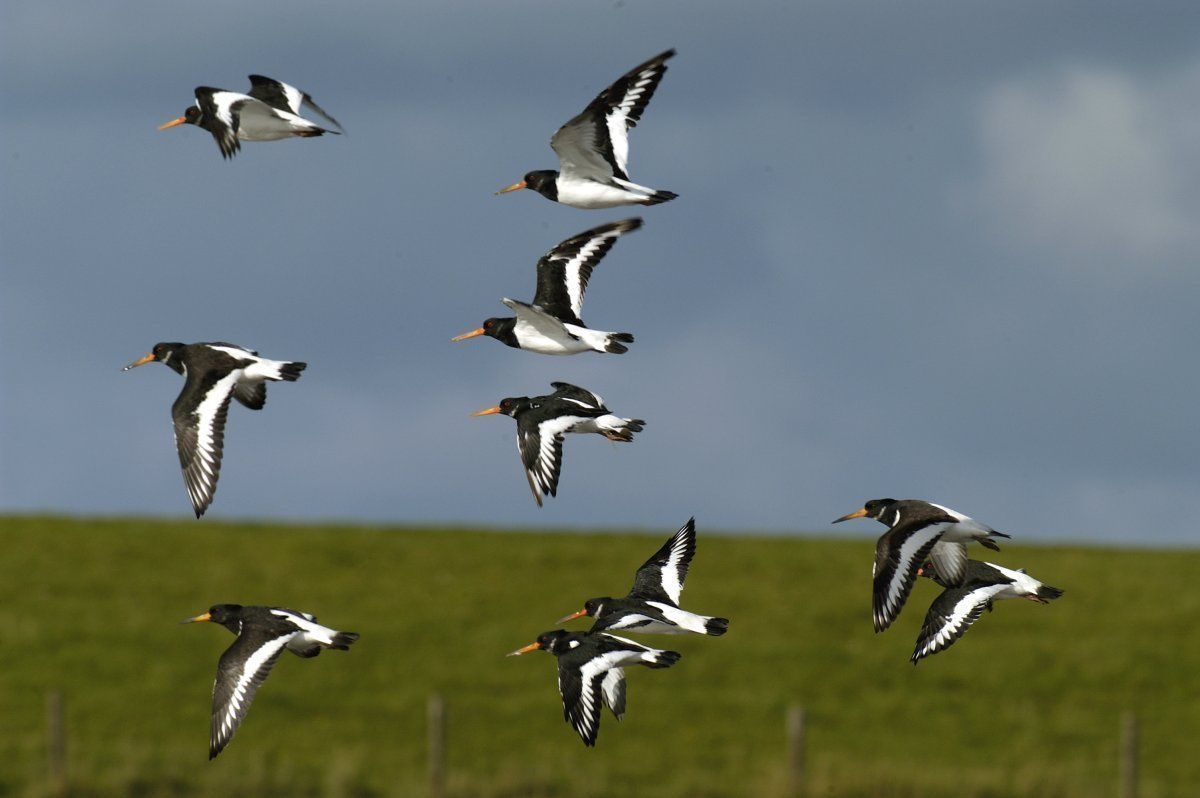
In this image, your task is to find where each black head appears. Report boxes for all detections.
[496,170,559,201]
[832,498,897,524]
[556,597,610,624]
[451,317,518,348]
[124,341,185,373]
[158,105,202,132]
[181,603,243,632]
[471,395,530,420]
[508,629,576,657]
[523,170,558,197]
[482,317,518,346]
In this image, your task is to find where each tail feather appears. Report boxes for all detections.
[1037,585,1063,601]
[279,361,307,381]
[604,333,634,354]
[331,631,359,650]
[600,418,645,442]
[642,190,678,206]
[705,617,729,637]
[646,650,681,669]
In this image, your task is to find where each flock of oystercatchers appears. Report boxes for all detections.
[128,50,1062,758]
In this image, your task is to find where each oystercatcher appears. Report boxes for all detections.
[507,629,680,746]
[181,604,358,759]
[832,499,1012,632]
[911,560,1063,663]
[159,76,343,159]
[123,342,306,517]
[557,517,729,636]
[496,49,678,208]
[471,382,644,506]
[452,218,642,355]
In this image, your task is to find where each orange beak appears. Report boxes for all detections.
[495,180,526,195]
[180,611,212,625]
[471,406,501,417]
[832,507,869,524]
[158,116,187,131]
[123,352,157,371]
[507,641,541,657]
[555,608,589,624]
[451,328,486,343]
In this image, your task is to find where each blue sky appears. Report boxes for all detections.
[3,2,1198,543]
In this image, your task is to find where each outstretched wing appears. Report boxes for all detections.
[551,49,675,181]
[516,414,583,506]
[210,631,295,758]
[911,582,1012,663]
[172,370,240,517]
[194,87,244,159]
[872,520,950,632]
[532,219,642,324]
[247,75,345,132]
[628,518,696,606]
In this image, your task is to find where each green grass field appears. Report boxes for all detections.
[1,515,1196,797]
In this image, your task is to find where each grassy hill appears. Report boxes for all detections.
[1,516,1195,797]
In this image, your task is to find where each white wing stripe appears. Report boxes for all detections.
[218,634,292,736]
[885,524,947,615]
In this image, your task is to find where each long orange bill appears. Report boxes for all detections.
[180,611,212,625]
[123,352,157,371]
[832,507,868,524]
[555,608,589,624]
[158,116,187,131]
[471,406,501,417]
[495,180,526,195]
[506,641,541,657]
[451,328,486,342]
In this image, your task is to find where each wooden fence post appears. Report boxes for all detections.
[786,703,805,798]
[47,690,67,796]
[428,693,446,798]
[1119,711,1138,798]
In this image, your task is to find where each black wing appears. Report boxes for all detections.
[232,382,266,410]
[872,520,950,632]
[551,49,675,181]
[549,382,606,410]
[531,219,642,324]
[628,518,696,606]
[194,87,241,159]
[171,368,240,517]
[911,580,1012,663]
[210,630,295,758]
[247,74,345,132]
[516,413,580,506]
[556,659,604,746]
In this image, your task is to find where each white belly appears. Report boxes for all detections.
[555,178,648,209]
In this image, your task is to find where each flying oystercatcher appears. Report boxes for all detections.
[471,382,644,506]
[508,629,680,746]
[911,560,1063,663]
[159,76,343,159]
[124,342,306,517]
[496,50,678,208]
[557,517,729,636]
[452,218,642,355]
[832,498,1012,632]
[181,604,359,759]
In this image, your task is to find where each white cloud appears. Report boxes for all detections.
[972,63,1200,268]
